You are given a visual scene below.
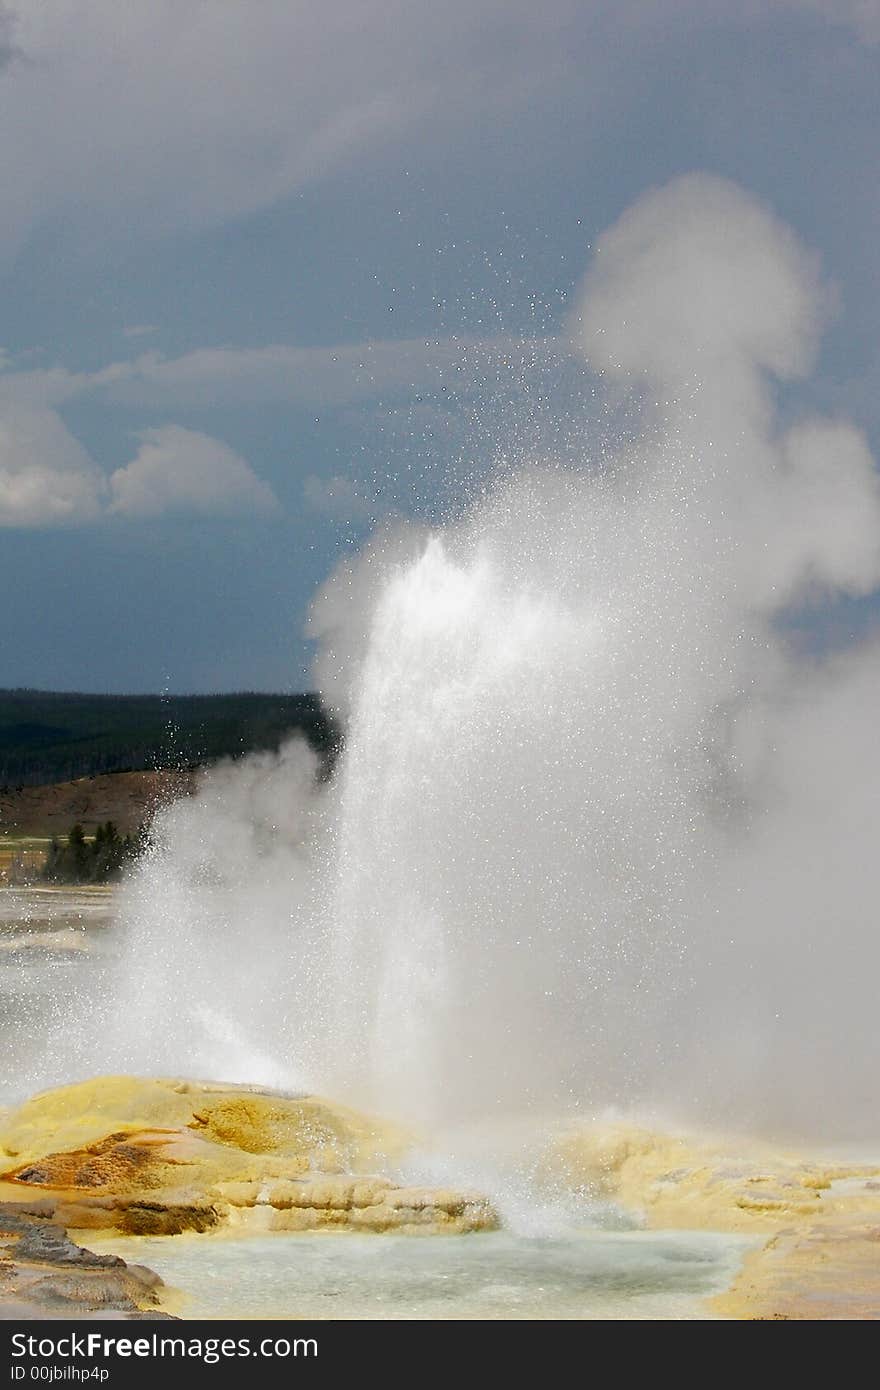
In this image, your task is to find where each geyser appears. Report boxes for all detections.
[23,174,880,1143]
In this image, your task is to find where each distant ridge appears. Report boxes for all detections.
[0,689,338,788]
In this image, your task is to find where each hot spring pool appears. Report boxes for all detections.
[84,1229,751,1320]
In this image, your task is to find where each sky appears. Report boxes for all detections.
[0,0,878,693]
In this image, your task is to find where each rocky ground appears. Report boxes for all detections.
[0,1206,170,1319]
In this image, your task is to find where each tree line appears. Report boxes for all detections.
[0,690,340,788]
[42,822,148,885]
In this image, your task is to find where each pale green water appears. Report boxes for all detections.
[87,1229,751,1321]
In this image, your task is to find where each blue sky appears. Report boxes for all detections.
[0,0,878,691]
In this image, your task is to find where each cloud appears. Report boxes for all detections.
[0,363,117,410]
[0,0,873,281]
[0,1,601,261]
[0,404,105,527]
[0,406,278,527]
[108,425,279,519]
[94,336,550,410]
[0,328,568,531]
[0,334,561,418]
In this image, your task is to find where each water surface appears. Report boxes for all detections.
[86,1229,750,1321]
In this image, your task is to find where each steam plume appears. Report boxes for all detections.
[26,174,880,1143]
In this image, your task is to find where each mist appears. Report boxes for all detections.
[30,173,880,1144]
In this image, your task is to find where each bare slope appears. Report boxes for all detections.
[0,769,195,838]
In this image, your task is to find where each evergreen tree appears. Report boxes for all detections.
[42,818,144,883]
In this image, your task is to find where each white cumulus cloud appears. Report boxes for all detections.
[108,425,279,520]
[0,405,105,527]
[0,407,278,527]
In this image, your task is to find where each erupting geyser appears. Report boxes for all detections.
[26,174,880,1143]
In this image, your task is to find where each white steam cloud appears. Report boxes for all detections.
[23,173,880,1144]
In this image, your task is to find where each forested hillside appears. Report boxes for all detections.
[0,690,338,788]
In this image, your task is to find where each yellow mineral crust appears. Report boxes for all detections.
[5,1081,879,1312]
[711,1217,880,1319]
[547,1122,880,1233]
[0,1076,497,1236]
[546,1120,880,1318]
[0,1076,406,1172]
